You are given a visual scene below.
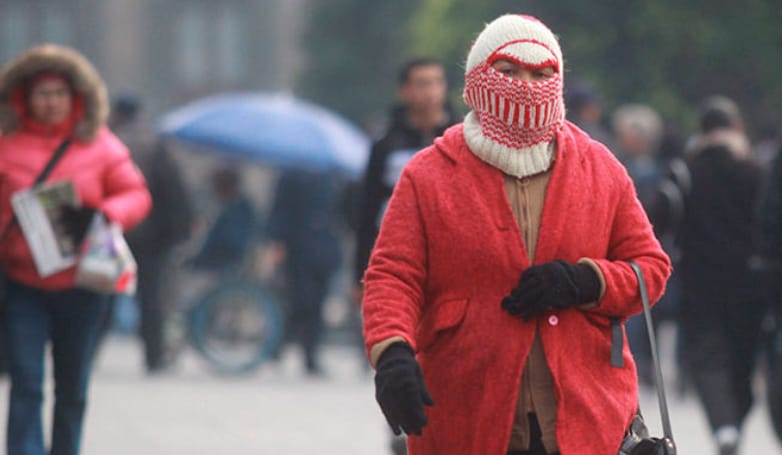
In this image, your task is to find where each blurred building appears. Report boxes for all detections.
[0,0,307,116]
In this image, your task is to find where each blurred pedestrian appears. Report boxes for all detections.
[354,57,457,303]
[649,123,690,259]
[685,95,750,158]
[611,104,669,386]
[112,96,194,374]
[267,169,343,376]
[678,96,766,455]
[0,44,151,455]
[189,166,256,272]
[565,79,613,148]
[646,123,691,394]
[611,103,664,209]
[362,14,670,455]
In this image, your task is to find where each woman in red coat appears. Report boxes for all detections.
[0,45,151,454]
[362,14,671,455]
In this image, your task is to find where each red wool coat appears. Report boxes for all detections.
[362,122,671,455]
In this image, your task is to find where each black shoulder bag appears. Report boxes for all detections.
[618,261,677,455]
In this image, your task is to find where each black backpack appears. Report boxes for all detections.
[649,157,691,262]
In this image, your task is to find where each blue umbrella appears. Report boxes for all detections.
[159,93,370,176]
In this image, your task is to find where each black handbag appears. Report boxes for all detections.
[618,261,677,455]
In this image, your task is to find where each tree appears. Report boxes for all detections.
[407,0,782,136]
[296,0,419,129]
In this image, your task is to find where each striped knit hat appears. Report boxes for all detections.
[463,15,565,178]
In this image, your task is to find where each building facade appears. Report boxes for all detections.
[0,0,306,117]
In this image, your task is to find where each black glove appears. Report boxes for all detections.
[501,260,601,320]
[57,205,97,247]
[374,342,434,436]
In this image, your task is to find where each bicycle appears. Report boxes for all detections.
[165,254,286,375]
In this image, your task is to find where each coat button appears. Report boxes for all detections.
[548,315,559,326]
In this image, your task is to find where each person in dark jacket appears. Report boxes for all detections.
[189,167,256,272]
[267,169,343,375]
[354,58,457,296]
[112,96,194,374]
[678,98,765,454]
[564,79,614,150]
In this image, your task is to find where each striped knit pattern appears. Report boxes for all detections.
[464,63,563,150]
[461,13,564,178]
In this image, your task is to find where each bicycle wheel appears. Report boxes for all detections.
[189,281,284,374]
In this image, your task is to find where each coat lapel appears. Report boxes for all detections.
[449,131,531,270]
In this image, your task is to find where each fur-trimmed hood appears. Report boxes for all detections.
[0,44,108,141]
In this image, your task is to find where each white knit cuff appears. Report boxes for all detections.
[463,112,554,178]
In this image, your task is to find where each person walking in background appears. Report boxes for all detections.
[611,104,669,387]
[677,96,766,455]
[189,166,256,273]
[646,122,690,394]
[564,79,613,149]
[354,57,457,303]
[111,96,194,374]
[685,95,750,158]
[362,14,670,455]
[267,169,343,376]
[611,103,664,208]
[0,44,151,455]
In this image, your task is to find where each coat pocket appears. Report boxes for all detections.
[415,297,468,353]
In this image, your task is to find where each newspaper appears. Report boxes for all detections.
[10,180,80,277]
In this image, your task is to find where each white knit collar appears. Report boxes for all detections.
[463,111,555,178]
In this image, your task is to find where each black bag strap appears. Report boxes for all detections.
[627,260,675,443]
[33,137,72,186]
[610,316,625,368]
[0,137,72,241]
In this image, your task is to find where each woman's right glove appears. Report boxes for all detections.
[501,260,601,320]
[374,342,434,436]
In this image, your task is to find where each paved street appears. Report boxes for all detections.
[0,334,780,454]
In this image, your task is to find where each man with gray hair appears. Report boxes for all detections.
[612,103,664,209]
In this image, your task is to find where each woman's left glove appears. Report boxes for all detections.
[374,342,434,436]
[501,260,600,320]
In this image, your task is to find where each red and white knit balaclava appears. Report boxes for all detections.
[463,14,565,178]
